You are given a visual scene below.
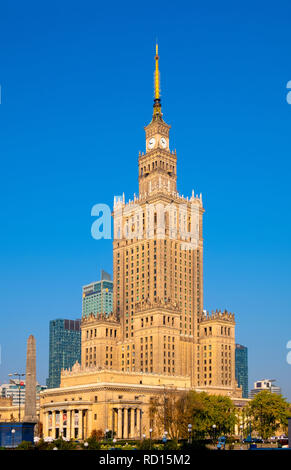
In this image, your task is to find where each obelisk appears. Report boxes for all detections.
[23,335,37,423]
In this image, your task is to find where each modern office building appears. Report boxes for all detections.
[47,319,81,389]
[249,379,282,398]
[0,380,46,406]
[235,344,248,398]
[82,270,113,319]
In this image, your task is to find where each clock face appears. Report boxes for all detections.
[148,137,156,149]
[160,137,167,148]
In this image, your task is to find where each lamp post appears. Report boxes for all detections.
[84,441,89,450]
[149,428,153,450]
[212,424,217,442]
[188,424,192,444]
[11,428,15,449]
[105,428,109,443]
[8,372,25,422]
[240,424,243,444]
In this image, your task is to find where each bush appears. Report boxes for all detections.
[180,440,209,451]
[137,439,152,450]
[48,438,77,450]
[83,435,101,450]
[35,439,50,450]
[163,439,180,450]
[16,441,34,450]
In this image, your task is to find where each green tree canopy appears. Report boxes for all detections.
[248,391,289,439]
[150,390,237,440]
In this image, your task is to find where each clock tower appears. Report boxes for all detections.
[112,44,205,383]
[139,44,177,198]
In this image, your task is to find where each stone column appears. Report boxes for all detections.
[117,408,122,439]
[124,408,128,439]
[52,411,56,439]
[112,409,115,438]
[59,410,63,437]
[84,410,88,440]
[23,335,37,422]
[78,410,83,440]
[87,409,93,438]
[130,409,135,438]
[136,409,141,439]
[71,410,75,439]
[67,409,71,440]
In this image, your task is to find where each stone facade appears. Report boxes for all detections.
[23,335,37,422]
[38,46,242,440]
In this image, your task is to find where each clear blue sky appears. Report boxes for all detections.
[0,0,290,399]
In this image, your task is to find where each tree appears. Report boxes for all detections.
[90,429,104,441]
[149,388,184,439]
[248,391,289,439]
[200,394,237,438]
[149,390,237,440]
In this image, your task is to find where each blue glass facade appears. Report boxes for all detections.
[82,272,113,318]
[47,319,81,389]
[235,344,248,398]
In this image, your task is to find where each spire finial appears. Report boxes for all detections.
[153,42,162,118]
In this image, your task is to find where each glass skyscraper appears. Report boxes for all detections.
[47,319,81,389]
[235,344,248,398]
[82,270,113,319]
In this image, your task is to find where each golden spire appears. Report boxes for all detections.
[153,43,162,118]
[154,43,160,100]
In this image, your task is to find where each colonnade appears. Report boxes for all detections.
[112,407,142,439]
[42,408,91,440]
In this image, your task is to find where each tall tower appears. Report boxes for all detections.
[23,335,37,423]
[113,45,204,383]
[139,44,176,198]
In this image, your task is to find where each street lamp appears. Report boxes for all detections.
[105,428,109,442]
[212,424,217,442]
[188,424,192,444]
[149,428,153,450]
[11,428,15,449]
[240,424,243,444]
[8,372,25,422]
[84,441,89,449]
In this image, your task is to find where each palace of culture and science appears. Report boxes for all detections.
[38,46,243,440]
